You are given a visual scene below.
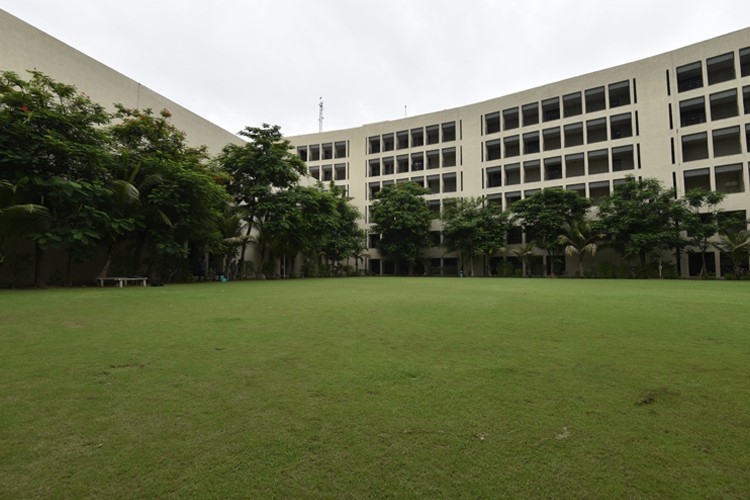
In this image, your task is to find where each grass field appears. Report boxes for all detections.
[1,277,749,498]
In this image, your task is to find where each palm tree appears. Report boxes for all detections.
[557,219,606,277]
[511,241,537,277]
[0,180,50,270]
[714,230,750,277]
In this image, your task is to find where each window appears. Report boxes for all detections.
[297,146,308,162]
[505,191,522,208]
[566,183,586,198]
[411,176,424,187]
[710,89,738,121]
[310,144,320,161]
[588,149,609,175]
[609,81,631,107]
[612,146,635,172]
[309,166,319,180]
[442,122,456,142]
[522,102,539,126]
[442,173,457,193]
[712,126,742,157]
[586,118,608,143]
[504,135,520,157]
[485,112,500,134]
[322,143,333,160]
[544,157,563,180]
[397,155,409,173]
[565,153,585,178]
[741,47,750,77]
[368,136,380,154]
[504,163,521,185]
[411,152,424,171]
[677,61,703,92]
[543,128,561,151]
[382,134,394,152]
[334,163,347,180]
[706,52,736,85]
[426,125,440,145]
[411,128,424,147]
[682,132,709,162]
[368,159,380,177]
[442,148,457,168]
[397,131,409,149]
[542,97,560,121]
[334,141,347,158]
[524,160,541,183]
[684,167,711,191]
[589,181,610,205]
[503,107,519,129]
[563,92,582,117]
[523,132,540,154]
[679,97,706,126]
[427,175,440,194]
[743,85,750,115]
[428,200,441,218]
[381,158,394,176]
[585,86,606,112]
[486,140,501,161]
[322,165,333,181]
[715,164,745,194]
[564,123,584,147]
[486,167,502,188]
[427,150,440,169]
[610,113,633,140]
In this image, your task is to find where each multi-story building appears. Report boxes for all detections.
[288,27,750,277]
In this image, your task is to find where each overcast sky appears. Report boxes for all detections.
[2,1,750,137]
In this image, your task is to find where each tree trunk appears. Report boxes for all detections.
[98,243,115,279]
[133,231,146,276]
[238,221,253,279]
[65,245,73,286]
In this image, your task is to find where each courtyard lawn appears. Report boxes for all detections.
[1,277,749,498]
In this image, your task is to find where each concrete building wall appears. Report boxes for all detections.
[0,9,242,153]
[289,27,750,277]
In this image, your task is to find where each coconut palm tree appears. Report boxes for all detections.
[511,241,537,277]
[714,230,750,277]
[557,219,606,277]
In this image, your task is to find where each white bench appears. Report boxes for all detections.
[96,277,148,288]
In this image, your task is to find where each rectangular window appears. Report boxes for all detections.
[442,148,457,168]
[589,181,610,205]
[411,128,424,147]
[524,160,541,183]
[427,175,440,194]
[426,150,440,169]
[334,163,347,180]
[608,81,631,107]
[486,139,501,161]
[485,112,501,134]
[564,122,584,147]
[566,183,586,198]
[397,155,409,173]
[442,122,456,142]
[712,126,742,157]
[368,159,380,177]
[544,157,563,180]
[297,146,308,162]
[563,92,582,117]
[442,173,457,193]
[715,164,745,194]
[310,144,320,161]
[382,134,394,152]
[381,158,394,176]
[706,52,736,85]
[542,97,560,121]
[522,102,539,126]
[710,89,739,120]
[586,118,608,143]
[309,166,319,180]
[504,135,520,157]
[610,113,633,140]
[543,127,561,151]
[743,85,750,115]
[426,125,440,145]
[504,163,521,185]
[334,141,347,158]
[588,149,609,175]
[411,152,424,171]
[503,107,519,130]
[679,97,706,126]
[741,47,750,77]
[397,131,409,149]
[585,86,606,112]
[682,132,709,162]
[505,191,521,208]
[684,167,711,191]
[523,132,540,154]
[410,176,424,187]
[322,143,333,160]
[565,153,585,178]
[677,61,703,92]
[486,167,502,188]
[612,146,635,172]
[368,137,380,154]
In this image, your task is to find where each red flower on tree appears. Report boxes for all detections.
[20,105,30,113]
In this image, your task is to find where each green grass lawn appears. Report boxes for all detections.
[2,278,749,498]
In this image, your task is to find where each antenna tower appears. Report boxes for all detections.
[319,97,324,133]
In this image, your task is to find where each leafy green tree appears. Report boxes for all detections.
[370,182,432,275]
[216,124,306,276]
[0,70,111,286]
[0,179,50,269]
[476,202,510,276]
[320,183,365,274]
[557,219,606,277]
[714,230,750,277]
[512,188,590,276]
[511,241,537,277]
[598,176,686,268]
[682,188,729,277]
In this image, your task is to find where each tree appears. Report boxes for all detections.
[0,70,111,286]
[511,241,537,277]
[370,182,432,275]
[216,124,306,276]
[714,230,750,277]
[442,197,509,276]
[557,219,606,277]
[0,180,50,269]
[598,176,685,268]
[682,188,729,277]
[511,188,590,276]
